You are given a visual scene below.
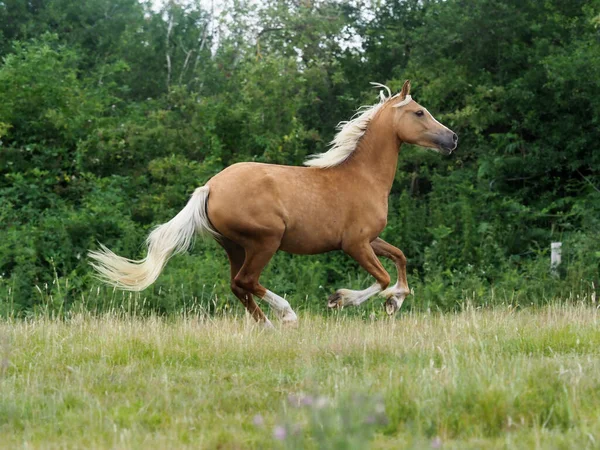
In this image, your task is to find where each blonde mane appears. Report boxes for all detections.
[303,83,412,168]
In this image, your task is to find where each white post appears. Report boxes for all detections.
[551,242,562,277]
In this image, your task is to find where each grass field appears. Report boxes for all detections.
[1,303,600,449]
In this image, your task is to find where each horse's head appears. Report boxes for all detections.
[391,80,457,155]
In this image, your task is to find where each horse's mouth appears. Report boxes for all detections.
[438,144,455,155]
[434,132,458,155]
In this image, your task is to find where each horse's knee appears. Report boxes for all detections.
[233,274,258,294]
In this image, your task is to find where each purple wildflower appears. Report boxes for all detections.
[253,414,264,427]
[300,394,314,406]
[288,393,314,407]
[273,425,287,441]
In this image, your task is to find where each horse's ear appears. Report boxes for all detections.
[400,80,411,99]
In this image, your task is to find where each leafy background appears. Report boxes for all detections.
[1,0,599,315]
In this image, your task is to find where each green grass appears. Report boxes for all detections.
[1,303,600,449]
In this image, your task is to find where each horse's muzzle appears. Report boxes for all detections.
[437,131,458,155]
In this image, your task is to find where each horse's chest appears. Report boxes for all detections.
[345,202,388,240]
[367,211,388,236]
[364,197,389,228]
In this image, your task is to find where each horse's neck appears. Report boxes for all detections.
[336,115,400,196]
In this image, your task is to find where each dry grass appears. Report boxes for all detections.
[1,303,599,449]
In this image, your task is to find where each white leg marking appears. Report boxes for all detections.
[333,283,382,307]
[262,290,298,323]
[380,281,409,299]
[380,281,409,315]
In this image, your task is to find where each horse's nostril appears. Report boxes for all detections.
[452,133,458,143]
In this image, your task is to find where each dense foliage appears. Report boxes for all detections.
[1,0,599,315]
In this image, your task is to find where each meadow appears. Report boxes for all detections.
[1,302,599,449]
[2,2,599,448]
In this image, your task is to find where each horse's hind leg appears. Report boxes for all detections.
[233,239,298,325]
[371,238,410,314]
[328,241,391,309]
[219,238,273,328]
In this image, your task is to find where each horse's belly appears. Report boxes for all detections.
[278,228,341,255]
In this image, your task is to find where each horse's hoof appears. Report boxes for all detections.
[281,309,299,328]
[327,292,343,308]
[282,318,299,328]
[384,297,398,316]
[262,318,276,329]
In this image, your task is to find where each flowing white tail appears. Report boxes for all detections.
[88,186,219,291]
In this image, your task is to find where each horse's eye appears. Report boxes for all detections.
[415,110,424,117]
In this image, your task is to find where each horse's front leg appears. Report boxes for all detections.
[327,241,391,309]
[371,237,410,315]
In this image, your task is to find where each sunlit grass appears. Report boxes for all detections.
[0,302,599,449]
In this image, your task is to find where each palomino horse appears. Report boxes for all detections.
[89,80,457,327]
